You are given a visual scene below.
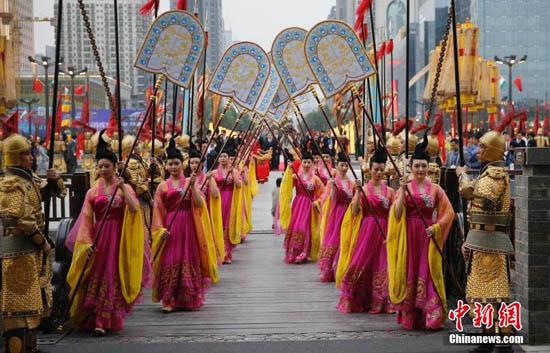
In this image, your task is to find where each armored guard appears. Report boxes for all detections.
[0,133,66,353]
[147,138,166,192]
[534,127,549,147]
[457,115,515,353]
[52,132,66,173]
[385,120,409,189]
[426,115,444,184]
[121,135,154,238]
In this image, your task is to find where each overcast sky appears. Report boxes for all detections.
[33,0,335,54]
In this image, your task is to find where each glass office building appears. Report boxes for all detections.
[472,0,550,103]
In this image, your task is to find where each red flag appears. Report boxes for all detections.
[106,110,117,137]
[74,85,84,95]
[107,85,119,136]
[438,128,446,163]
[76,133,85,159]
[32,78,44,93]
[376,42,386,61]
[489,113,496,130]
[544,101,550,135]
[176,0,187,10]
[80,92,90,126]
[0,111,19,136]
[139,0,159,15]
[385,39,394,54]
[354,0,372,40]
[514,76,523,92]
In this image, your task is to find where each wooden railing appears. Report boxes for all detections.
[44,172,90,222]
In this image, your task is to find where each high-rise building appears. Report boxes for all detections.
[471,0,549,102]
[55,0,149,108]
[222,28,233,50]
[15,1,34,73]
[334,0,359,26]
[172,0,225,71]
[327,6,337,20]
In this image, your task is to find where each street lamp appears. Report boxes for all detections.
[494,55,527,106]
[28,56,63,133]
[60,66,88,122]
[19,98,39,137]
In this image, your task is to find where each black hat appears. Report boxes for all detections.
[220,143,236,157]
[411,130,430,163]
[336,152,348,163]
[284,148,294,162]
[95,129,118,164]
[166,137,184,161]
[188,141,202,159]
[320,145,331,156]
[311,143,321,157]
[371,143,388,164]
[301,148,313,161]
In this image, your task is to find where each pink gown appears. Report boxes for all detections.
[316,165,333,186]
[215,167,236,262]
[283,169,322,264]
[77,181,141,332]
[318,175,354,282]
[153,178,209,309]
[395,180,453,330]
[338,181,394,313]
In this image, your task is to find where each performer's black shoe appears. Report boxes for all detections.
[468,344,495,353]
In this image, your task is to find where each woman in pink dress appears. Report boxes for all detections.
[66,130,145,335]
[318,146,334,185]
[190,145,224,264]
[283,149,324,264]
[318,152,354,282]
[387,135,454,330]
[151,139,218,312]
[337,146,395,313]
[214,143,242,264]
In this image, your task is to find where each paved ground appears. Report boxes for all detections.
[38,170,518,352]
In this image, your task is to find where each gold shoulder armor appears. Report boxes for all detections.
[484,166,508,180]
[0,176,26,218]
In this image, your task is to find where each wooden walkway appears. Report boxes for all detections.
[61,173,447,344]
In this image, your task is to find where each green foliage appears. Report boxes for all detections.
[303,105,337,132]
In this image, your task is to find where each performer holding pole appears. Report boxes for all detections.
[0,136,66,351]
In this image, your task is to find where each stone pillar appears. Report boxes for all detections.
[513,148,550,345]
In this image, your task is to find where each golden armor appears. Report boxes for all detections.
[534,128,549,147]
[0,134,67,353]
[459,163,513,306]
[53,132,66,174]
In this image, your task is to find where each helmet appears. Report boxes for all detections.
[386,135,401,155]
[3,134,31,167]
[176,134,190,149]
[122,135,136,153]
[479,109,525,163]
[148,139,164,155]
[399,132,418,153]
[427,135,439,157]
[479,130,505,163]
